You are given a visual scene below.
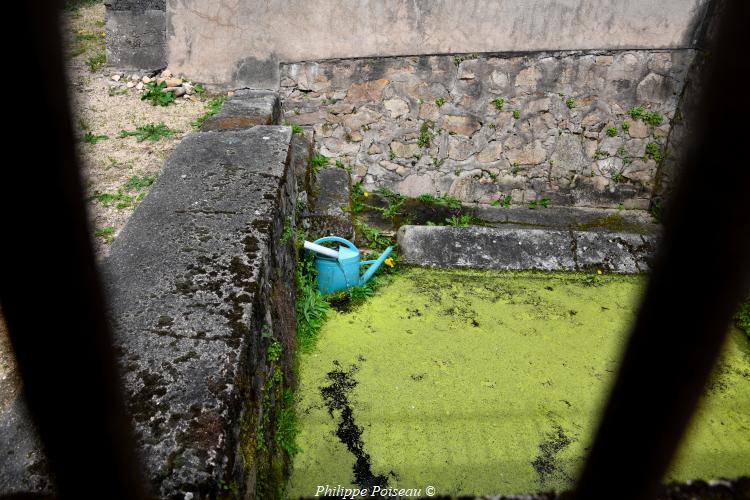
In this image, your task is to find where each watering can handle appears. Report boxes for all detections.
[313,236,358,253]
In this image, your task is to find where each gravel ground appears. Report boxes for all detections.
[0,1,220,414]
[65,3,211,258]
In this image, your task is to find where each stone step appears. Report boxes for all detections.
[397,225,657,273]
[202,89,282,130]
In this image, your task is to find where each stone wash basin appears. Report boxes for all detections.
[286,268,750,497]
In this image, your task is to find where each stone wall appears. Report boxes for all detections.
[105,0,166,71]
[282,50,694,208]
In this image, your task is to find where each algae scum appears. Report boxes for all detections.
[286,269,750,497]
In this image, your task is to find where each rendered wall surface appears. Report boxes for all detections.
[165,0,708,88]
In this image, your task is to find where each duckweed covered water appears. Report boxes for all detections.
[286,269,750,497]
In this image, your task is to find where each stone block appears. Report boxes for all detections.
[304,167,353,240]
[202,90,281,131]
[101,126,297,497]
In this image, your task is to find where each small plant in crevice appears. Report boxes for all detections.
[373,187,406,220]
[606,127,617,137]
[354,220,393,251]
[141,81,176,106]
[311,152,330,173]
[435,97,446,108]
[628,106,644,120]
[275,390,301,456]
[192,95,226,128]
[513,110,521,119]
[492,98,505,110]
[287,123,304,135]
[267,339,282,363]
[416,193,461,209]
[446,214,472,227]
[565,97,575,109]
[350,181,366,215]
[335,159,352,174]
[491,194,512,208]
[119,123,179,142]
[643,111,664,127]
[83,132,109,144]
[594,149,608,160]
[528,198,550,209]
[612,172,626,183]
[417,121,433,148]
[621,121,631,131]
[644,142,663,163]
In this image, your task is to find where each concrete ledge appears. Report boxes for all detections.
[101,126,297,497]
[397,225,657,272]
[202,90,281,131]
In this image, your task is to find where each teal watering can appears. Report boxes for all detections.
[303,237,393,295]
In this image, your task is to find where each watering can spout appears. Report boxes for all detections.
[360,246,393,285]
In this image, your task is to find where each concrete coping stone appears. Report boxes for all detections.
[397,225,657,273]
[202,90,282,131]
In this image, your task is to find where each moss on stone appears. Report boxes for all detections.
[286,269,750,497]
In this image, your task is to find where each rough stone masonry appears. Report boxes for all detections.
[281,50,694,209]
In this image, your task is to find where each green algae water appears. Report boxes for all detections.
[286,269,750,497]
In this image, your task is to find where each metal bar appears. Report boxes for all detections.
[574,1,750,498]
[0,3,148,499]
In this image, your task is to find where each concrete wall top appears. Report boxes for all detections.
[167,0,709,88]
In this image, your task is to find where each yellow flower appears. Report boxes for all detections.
[384,257,394,268]
[363,191,369,198]
[597,270,603,275]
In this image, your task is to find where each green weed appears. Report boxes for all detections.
[446,214,472,227]
[628,106,644,120]
[86,53,106,72]
[528,198,550,209]
[492,98,505,110]
[643,111,664,126]
[374,187,405,219]
[94,226,115,243]
[267,340,282,363]
[311,152,330,173]
[606,127,617,137]
[416,193,461,209]
[123,175,156,190]
[119,123,179,142]
[491,195,512,208]
[296,256,330,352]
[417,121,433,148]
[565,97,575,109]
[192,95,226,128]
[83,132,108,144]
[354,220,392,251]
[435,97,446,108]
[645,142,663,162]
[513,110,521,119]
[141,81,175,106]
